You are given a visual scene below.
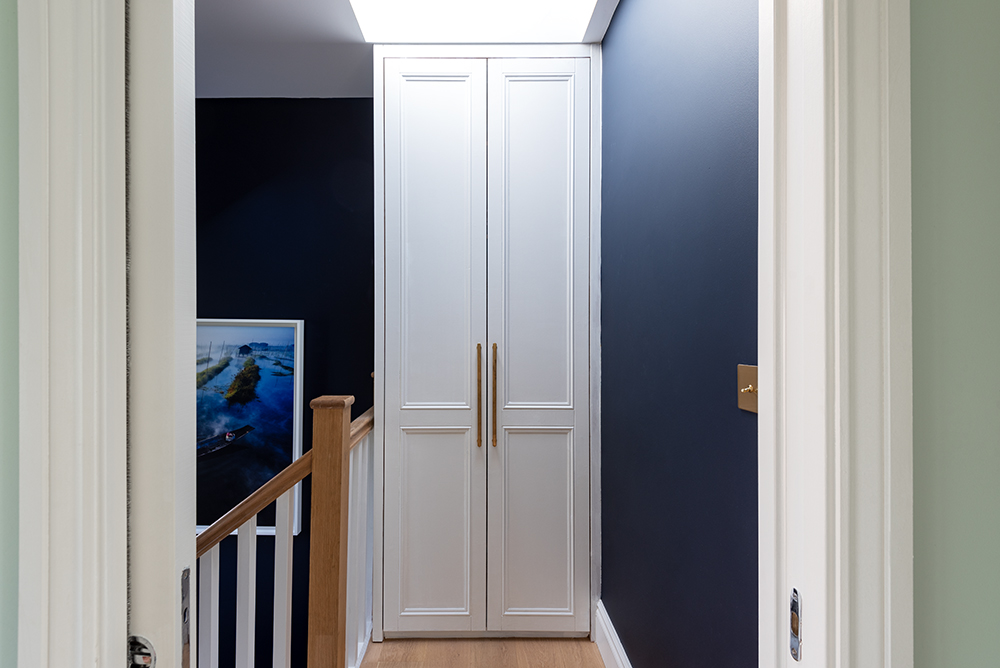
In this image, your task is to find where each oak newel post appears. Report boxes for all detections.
[307,395,354,668]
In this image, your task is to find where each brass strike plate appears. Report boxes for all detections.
[738,364,758,413]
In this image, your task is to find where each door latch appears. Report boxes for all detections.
[790,588,802,661]
[181,568,191,668]
[129,636,155,667]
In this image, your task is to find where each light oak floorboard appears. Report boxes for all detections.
[361,639,605,668]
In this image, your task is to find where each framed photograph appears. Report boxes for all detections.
[196,319,304,535]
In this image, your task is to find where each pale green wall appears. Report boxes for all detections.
[0,0,16,664]
[912,0,1000,665]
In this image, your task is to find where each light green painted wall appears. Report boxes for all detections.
[0,0,16,664]
[912,1,1000,665]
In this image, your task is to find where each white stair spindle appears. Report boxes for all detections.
[198,545,221,668]
[358,435,372,658]
[273,491,295,668]
[365,432,375,641]
[354,439,365,659]
[345,447,355,668]
[236,516,257,668]
[347,443,362,667]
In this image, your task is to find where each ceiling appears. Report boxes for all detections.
[197,0,374,98]
[196,0,619,98]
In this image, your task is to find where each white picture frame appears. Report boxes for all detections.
[195,318,304,536]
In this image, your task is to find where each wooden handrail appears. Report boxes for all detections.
[349,406,375,449]
[197,450,314,558]
[195,402,375,559]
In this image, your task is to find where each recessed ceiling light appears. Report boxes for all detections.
[348,0,601,43]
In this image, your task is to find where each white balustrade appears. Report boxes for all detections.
[346,430,375,668]
[198,544,221,668]
[273,490,295,668]
[236,516,258,668]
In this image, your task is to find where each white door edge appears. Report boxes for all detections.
[125,1,199,665]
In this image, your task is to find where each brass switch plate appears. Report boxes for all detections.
[738,364,758,413]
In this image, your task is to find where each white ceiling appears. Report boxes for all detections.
[196,0,619,98]
[196,0,374,98]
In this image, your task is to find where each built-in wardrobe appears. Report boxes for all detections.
[373,45,600,638]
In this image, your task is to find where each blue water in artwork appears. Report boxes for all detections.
[196,324,298,526]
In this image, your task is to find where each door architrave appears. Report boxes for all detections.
[759,0,913,664]
[17,0,128,665]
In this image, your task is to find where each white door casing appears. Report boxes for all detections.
[759,0,913,665]
[17,0,127,665]
[382,57,489,633]
[486,57,592,633]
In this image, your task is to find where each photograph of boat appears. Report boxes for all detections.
[196,319,304,533]
[196,424,255,457]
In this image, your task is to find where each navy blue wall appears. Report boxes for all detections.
[600,1,758,666]
[196,97,374,668]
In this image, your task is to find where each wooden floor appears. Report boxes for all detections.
[360,638,605,668]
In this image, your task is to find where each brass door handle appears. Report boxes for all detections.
[492,343,498,447]
[476,344,482,447]
[740,384,757,394]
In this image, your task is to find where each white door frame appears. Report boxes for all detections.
[17,0,127,665]
[759,0,913,665]
[16,0,913,664]
[17,0,197,666]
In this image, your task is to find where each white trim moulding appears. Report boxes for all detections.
[759,0,913,664]
[17,0,128,665]
[594,600,633,668]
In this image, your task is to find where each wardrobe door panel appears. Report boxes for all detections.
[396,68,479,409]
[486,58,591,633]
[398,428,473,613]
[503,77,574,408]
[500,428,574,614]
[383,58,487,633]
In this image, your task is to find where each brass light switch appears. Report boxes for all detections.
[738,364,758,413]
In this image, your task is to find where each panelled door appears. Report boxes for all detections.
[486,58,592,633]
[383,58,488,633]
[382,55,590,635]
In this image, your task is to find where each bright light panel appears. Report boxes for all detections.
[348,0,600,43]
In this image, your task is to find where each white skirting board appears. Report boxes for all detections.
[595,600,634,668]
[352,633,371,668]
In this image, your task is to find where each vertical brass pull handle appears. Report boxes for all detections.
[492,343,498,447]
[476,344,482,447]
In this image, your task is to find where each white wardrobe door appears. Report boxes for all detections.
[486,58,591,633]
[383,58,488,633]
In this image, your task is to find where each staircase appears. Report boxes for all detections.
[197,395,376,668]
